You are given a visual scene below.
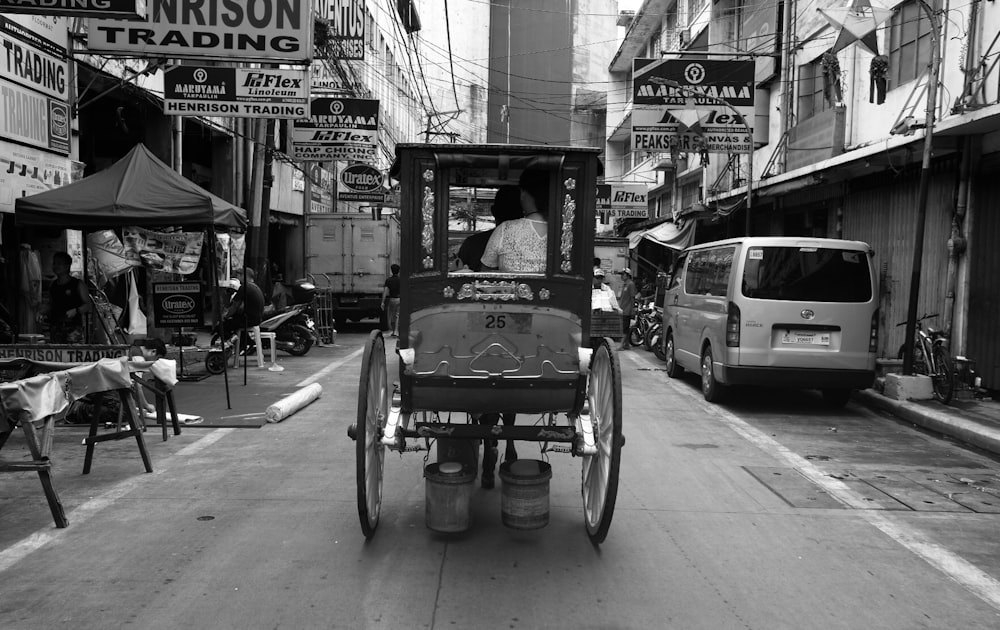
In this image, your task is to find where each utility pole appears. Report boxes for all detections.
[902,0,941,375]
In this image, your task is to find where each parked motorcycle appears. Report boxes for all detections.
[645,309,665,361]
[209,279,318,365]
[628,300,657,347]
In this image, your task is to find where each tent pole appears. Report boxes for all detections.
[208,224,231,409]
[243,265,248,386]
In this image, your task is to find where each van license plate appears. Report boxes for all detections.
[782,331,830,345]
[468,313,532,333]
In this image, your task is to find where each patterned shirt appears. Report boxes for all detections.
[480,218,547,273]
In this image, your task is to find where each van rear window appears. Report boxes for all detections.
[741,247,872,302]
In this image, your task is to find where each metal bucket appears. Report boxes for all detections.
[499,459,552,530]
[424,462,475,533]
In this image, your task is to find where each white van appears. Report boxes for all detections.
[662,237,878,406]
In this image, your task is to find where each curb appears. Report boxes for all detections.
[854,389,1000,457]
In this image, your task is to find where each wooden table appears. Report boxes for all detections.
[0,357,176,528]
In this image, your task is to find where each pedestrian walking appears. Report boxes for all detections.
[382,263,401,337]
[618,269,637,350]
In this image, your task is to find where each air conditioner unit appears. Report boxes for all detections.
[678,29,690,47]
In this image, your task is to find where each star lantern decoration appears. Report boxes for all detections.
[817,0,894,56]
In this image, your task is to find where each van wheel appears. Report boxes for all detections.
[665,333,683,378]
[701,345,725,402]
[822,388,852,408]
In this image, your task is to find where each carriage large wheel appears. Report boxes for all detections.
[582,339,623,544]
[356,330,388,539]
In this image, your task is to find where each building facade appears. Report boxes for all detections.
[607,0,1000,390]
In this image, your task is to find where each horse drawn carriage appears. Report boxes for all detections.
[347,144,624,543]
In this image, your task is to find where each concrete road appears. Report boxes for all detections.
[2,333,1000,629]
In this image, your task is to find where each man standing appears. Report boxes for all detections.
[44,251,91,343]
[382,263,401,337]
[618,269,638,350]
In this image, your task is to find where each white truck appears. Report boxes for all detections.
[593,235,630,295]
[306,213,401,323]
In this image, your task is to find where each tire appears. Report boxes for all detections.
[628,325,643,347]
[822,388,852,408]
[651,329,665,362]
[642,325,656,350]
[205,352,226,375]
[664,332,683,378]
[700,345,726,403]
[285,325,314,356]
[582,339,623,544]
[931,345,954,404]
[355,330,388,539]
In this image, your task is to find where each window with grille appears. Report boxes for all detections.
[887,0,940,88]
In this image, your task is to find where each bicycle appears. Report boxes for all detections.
[628,300,656,347]
[896,314,954,404]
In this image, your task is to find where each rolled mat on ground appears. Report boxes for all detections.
[265,383,323,423]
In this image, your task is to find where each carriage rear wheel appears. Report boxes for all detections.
[356,330,388,539]
[582,339,623,544]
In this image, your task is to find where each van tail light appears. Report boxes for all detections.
[726,302,741,347]
[869,309,879,353]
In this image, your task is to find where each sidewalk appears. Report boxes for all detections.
[854,386,1000,457]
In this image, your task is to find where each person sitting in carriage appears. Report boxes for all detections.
[479,168,549,273]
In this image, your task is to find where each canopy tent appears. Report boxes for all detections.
[13,143,245,406]
[14,143,246,229]
[627,219,695,251]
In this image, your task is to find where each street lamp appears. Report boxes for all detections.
[657,79,754,235]
[902,0,941,375]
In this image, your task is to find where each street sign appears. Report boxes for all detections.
[339,163,385,202]
[152,282,204,327]
[290,97,379,162]
[596,183,649,219]
[163,66,309,118]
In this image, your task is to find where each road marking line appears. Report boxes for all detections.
[0,429,234,574]
[296,347,364,387]
[662,374,1000,611]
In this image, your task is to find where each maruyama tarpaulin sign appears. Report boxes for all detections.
[0,0,145,19]
[87,0,313,63]
[291,97,379,162]
[632,58,754,154]
[597,183,649,219]
[164,66,309,118]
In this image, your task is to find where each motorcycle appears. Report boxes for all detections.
[207,280,318,373]
[644,309,665,361]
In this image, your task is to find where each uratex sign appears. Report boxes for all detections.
[0,0,145,18]
[164,66,309,118]
[339,163,384,202]
[87,0,313,63]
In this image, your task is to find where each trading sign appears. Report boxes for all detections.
[0,0,146,18]
[152,282,204,327]
[87,0,314,63]
[596,183,649,219]
[164,66,309,118]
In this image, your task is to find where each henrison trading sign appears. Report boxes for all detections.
[164,66,309,118]
[291,97,379,162]
[87,0,313,63]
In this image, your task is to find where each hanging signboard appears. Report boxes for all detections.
[87,0,314,63]
[0,141,73,213]
[596,183,649,219]
[164,66,309,118]
[0,0,146,19]
[631,58,754,154]
[338,163,384,202]
[328,0,365,60]
[152,282,204,327]
[290,97,379,162]
[1,15,70,101]
[123,226,204,274]
[0,78,71,154]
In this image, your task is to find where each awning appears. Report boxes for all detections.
[628,220,695,251]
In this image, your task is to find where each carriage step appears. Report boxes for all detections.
[544,445,573,454]
[399,443,430,452]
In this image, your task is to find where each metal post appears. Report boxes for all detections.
[902,1,941,375]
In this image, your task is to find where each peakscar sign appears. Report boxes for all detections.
[164,66,309,118]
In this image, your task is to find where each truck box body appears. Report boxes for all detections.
[307,213,401,322]
[593,236,630,295]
